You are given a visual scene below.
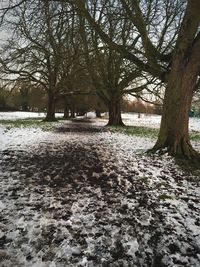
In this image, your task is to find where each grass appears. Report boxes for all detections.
[190,131,200,141]
[138,176,149,183]
[107,125,159,138]
[0,118,62,131]
[158,193,174,200]
[1,118,200,141]
[107,125,200,141]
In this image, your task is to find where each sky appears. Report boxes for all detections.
[0,0,9,9]
[0,0,11,45]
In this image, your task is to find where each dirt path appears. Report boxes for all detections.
[0,122,200,267]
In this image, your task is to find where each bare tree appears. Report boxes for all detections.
[79,1,156,125]
[0,0,80,121]
[2,0,200,160]
[73,0,200,159]
[153,0,200,158]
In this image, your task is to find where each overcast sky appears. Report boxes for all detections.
[0,0,9,9]
[0,0,14,45]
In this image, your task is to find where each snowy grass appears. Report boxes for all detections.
[0,111,64,120]
[107,125,200,141]
[190,131,200,141]
[107,125,159,138]
[1,116,200,142]
[0,119,61,131]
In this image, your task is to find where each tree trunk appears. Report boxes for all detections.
[63,106,69,119]
[95,109,101,118]
[152,0,200,160]
[153,65,199,159]
[107,98,124,126]
[21,102,29,112]
[20,88,29,112]
[43,93,57,121]
[70,107,75,118]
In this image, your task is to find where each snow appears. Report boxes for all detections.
[0,111,64,120]
[121,112,161,128]
[0,127,51,150]
[121,112,200,132]
[1,111,200,132]
[0,112,200,266]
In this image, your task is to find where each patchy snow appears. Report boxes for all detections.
[0,117,200,266]
[121,112,161,128]
[189,117,200,132]
[0,111,64,120]
[1,111,200,132]
[0,127,51,150]
[121,112,200,132]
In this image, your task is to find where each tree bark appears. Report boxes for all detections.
[63,106,69,119]
[70,107,76,118]
[21,102,29,112]
[153,1,200,159]
[43,92,57,121]
[20,88,29,111]
[95,109,101,118]
[107,98,124,126]
[153,63,199,159]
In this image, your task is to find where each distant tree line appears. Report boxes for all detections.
[0,80,160,116]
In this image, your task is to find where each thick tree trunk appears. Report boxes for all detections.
[43,93,57,121]
[153,47,200,158]
[107,98,124,126]
[153,65,199,159]
[152,0,200,160]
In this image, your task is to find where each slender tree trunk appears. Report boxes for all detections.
[21,102,29,112]
[107,97,124,126]
[63,106,69,119]
[95,109,101,118]
[70,107,75,118]
[20,88,29,112]
[44,92,57,121]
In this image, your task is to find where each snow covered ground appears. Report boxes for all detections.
[0,113,200,267]
[0,111,64,120]
[1,111,200,132]
[121,113,200,132]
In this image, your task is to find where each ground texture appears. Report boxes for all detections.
[0,120,200,267]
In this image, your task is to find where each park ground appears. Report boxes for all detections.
[0,112,200,267]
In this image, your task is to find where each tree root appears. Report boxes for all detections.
[148,138,200,162]
[106,121,125,127]
[43,117,58,122]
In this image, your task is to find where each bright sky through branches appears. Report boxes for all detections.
[0,0,9,9]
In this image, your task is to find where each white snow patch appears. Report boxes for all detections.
[0,200,6,211]
[0,111,64,120]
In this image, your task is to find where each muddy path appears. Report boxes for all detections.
[0,122,199,267]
